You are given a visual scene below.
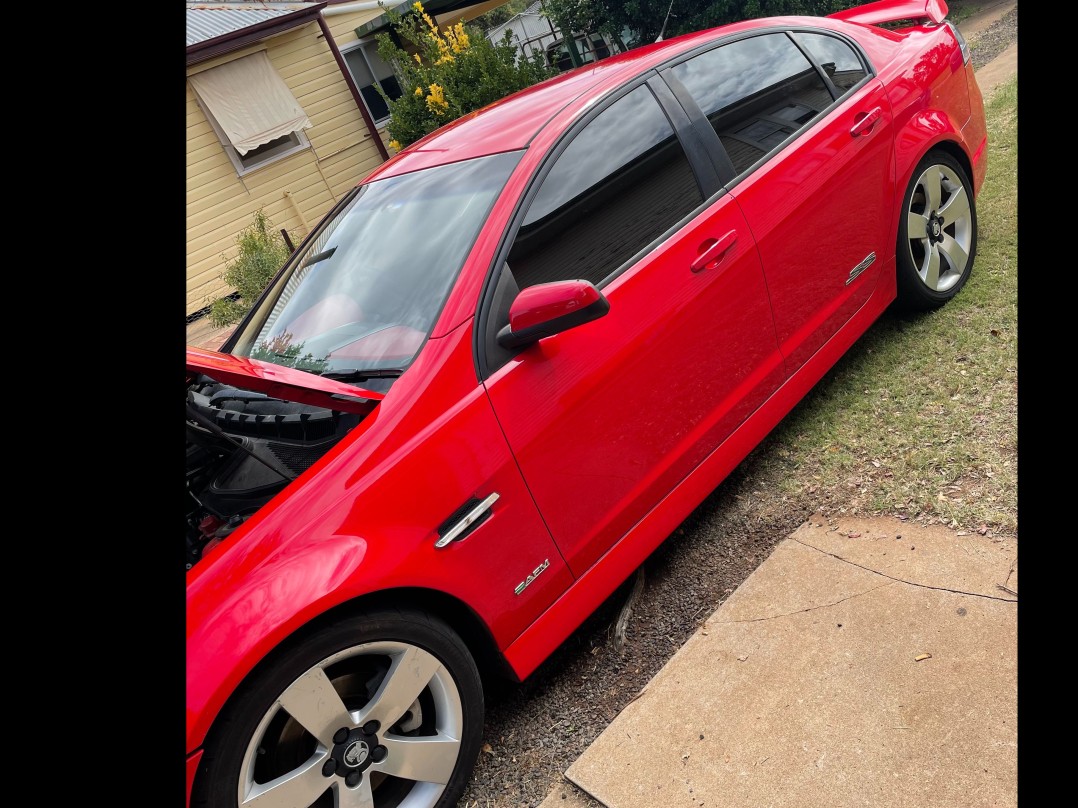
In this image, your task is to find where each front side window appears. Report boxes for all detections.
[189,51,312,176]
[342,40,403,125]
[668,33,833,175]
[229,151,523,377]
[507,84,703,290]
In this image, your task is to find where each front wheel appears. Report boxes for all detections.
[191,609,484,808]
[895,150,978,311]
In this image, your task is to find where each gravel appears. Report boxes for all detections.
[970,7,1018,70]
[457,9,1018,806]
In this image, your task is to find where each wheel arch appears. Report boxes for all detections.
[191,585,515,756]
[305,586,519,689]
[918,138,973,189]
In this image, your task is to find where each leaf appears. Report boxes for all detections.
[481,743,493,754]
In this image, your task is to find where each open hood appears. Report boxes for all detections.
[186,346,384,416]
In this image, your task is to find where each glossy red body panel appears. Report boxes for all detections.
[485,195,784,576]
[187,7,986,796]
[186,322,573,752]
[505,257,898,678]
[731,77,897,371]
[186,750,201,806]
[186,345,383,409]
[877,24,985,202]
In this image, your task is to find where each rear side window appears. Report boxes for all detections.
[506,84,703,290]
[668,33,832,175]
[792,32,868,94]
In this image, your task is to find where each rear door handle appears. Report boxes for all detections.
[850,106,883,137]
[691,229,738,273]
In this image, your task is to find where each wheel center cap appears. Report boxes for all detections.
[344,739,370,768]
[329,727,381,775]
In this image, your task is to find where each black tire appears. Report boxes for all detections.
[895,150,978,311]
[191,609,484,808]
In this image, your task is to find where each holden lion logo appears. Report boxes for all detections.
[344,740,370,767]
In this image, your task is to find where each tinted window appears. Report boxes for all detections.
[669,33,832,175]
[507,85,703,289]
[793,32,868,93]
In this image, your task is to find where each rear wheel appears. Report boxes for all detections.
[191,609,484,808]
[895,150,977,310]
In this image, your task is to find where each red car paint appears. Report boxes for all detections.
[186,2,985,803]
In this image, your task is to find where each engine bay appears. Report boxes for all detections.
[185,375,365,569]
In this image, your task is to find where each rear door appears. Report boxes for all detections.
[478,80,785,578]
[662,30,894,372]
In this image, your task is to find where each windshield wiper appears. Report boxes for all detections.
[319,368,405,381]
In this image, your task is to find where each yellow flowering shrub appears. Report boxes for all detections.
[375,2,555,150]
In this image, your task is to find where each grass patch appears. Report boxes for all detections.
[749,75,1018,537]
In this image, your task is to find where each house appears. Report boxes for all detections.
[185,0,506,331]
[484,1,624,70]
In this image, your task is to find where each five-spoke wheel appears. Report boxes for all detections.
[192,610,483,808]
[896,150,978,310]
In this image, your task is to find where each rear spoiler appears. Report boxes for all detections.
[828,0,947,26]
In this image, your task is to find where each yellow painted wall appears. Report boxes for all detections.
[185,12,388,316]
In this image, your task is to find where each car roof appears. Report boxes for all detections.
[369,15,877,180]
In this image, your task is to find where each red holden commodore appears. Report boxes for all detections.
[186,1,986,804]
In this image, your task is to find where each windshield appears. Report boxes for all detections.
[229,151,523,377]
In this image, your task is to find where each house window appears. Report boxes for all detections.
[189,51,312,176]
[342,40,402,126]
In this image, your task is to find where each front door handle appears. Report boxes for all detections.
[691,229,738,273]
[850,106,883,137]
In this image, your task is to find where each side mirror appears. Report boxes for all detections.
[496,279,610,350]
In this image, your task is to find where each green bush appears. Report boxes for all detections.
[376,2,556,150]
[208,209,294,328]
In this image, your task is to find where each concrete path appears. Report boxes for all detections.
[540,518,1017,808]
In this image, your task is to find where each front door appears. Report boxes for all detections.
[482,84,784,577]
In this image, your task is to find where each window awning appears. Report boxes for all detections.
[189,51,312,155]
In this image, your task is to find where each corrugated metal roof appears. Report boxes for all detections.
[186,3,318,48]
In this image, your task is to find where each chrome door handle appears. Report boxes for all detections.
[851,106,883,137]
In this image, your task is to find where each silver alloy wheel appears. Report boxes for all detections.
[238,641,464,808]
[904,162,974,293]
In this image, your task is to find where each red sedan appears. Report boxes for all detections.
[186,1,986,804]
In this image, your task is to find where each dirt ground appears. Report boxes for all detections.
[457,6,1019,806]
